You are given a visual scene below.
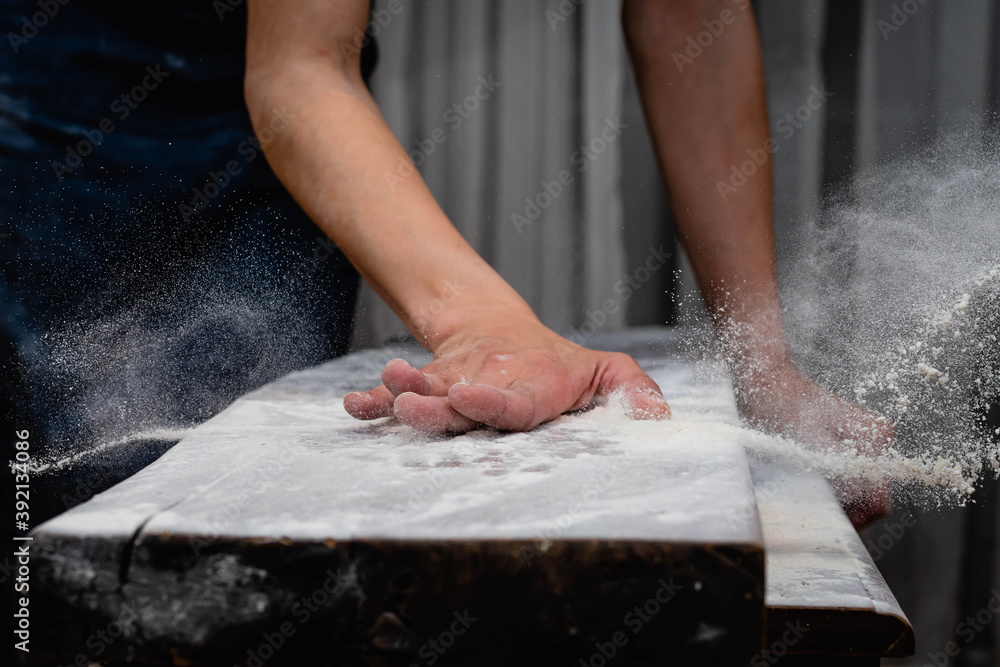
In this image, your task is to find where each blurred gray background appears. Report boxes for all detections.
[354,1,1000,665]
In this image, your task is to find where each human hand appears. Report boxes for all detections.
[344,315,670,433]
[735,359,894,530]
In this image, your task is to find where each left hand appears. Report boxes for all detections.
[735,358,894,530]
[344,314,671,433]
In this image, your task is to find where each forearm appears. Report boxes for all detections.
[624,1,891,526]
[245,19,533,350]
[624,0,788,373]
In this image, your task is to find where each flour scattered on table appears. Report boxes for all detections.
[758,136,1000,507]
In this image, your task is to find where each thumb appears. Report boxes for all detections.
[598,355,671,420]
[618,380,671,420]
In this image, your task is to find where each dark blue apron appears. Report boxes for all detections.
[0,1,375,511]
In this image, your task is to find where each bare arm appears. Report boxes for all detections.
[622,0,783,374]
[245,1,528,348]
[622,0,890,527]
[244,0,669,432]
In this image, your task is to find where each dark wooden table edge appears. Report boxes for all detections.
[28,533,768,665]
[766,604,915,658]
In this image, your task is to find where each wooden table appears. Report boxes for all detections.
[27,328,913,666]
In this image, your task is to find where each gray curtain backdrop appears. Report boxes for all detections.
[353,0,999,342]
[352,0,659,346]
[352,2,999,664]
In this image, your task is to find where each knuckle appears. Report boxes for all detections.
[484,352,509,366]
[610,351,637,366]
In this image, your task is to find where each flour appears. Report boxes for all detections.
[765,135,1000,506]
[28,259,331,477]
[586,369,980,503]
[24,428,192,475]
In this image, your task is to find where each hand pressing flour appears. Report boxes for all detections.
[734,357,893,530]
[345,315,670,433]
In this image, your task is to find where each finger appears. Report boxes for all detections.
[382,358,451,397]
[344,385,395,420]
[448,383,542,431]
[596,354,671,420]
[844,484,892,531]
[839,410,895,457]
[393,392,478,434]
[618,381,671,420]
[831,470,892,531]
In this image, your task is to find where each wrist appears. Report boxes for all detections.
[730,351,797,392]
[713,314,794,391]
[404,282,539,353]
